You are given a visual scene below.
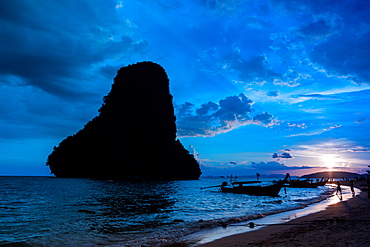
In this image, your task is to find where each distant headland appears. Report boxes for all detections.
[47,61,202,180]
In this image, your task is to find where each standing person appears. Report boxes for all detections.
[336,181,342,200]
[350,180,355,196]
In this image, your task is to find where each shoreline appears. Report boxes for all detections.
[192,180,369,247]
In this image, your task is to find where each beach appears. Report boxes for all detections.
[195,180,370,247]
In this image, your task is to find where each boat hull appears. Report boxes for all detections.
[220,182,284,197]
[289,180,327,188]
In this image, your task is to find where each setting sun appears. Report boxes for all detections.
[321,154,339,169]
[320,153,351,171]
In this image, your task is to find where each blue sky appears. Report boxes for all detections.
[1,0,370,176]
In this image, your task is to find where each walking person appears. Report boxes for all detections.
[350,180,355,196]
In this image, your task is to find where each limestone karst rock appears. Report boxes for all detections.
[47,61,201,180]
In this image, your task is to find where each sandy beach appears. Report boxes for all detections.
[195,180,370,247]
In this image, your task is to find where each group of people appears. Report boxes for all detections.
[335,180,356,200]
[335,178,370,200]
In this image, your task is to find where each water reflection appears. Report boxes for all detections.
[71,180,179,234]
[94,181,177,216]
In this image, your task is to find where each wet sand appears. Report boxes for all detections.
[194,180,370,247]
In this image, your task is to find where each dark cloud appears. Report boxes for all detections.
[215,95,252,121]
[298,18,332,39]
[310,31,370,84]
[304,1,370,84]
[251,161,287,170]
[190,0,370,92]
[355,117,368,124]
[196,101,219,115]
[267,90,279,97]
[177,102,196,116]
[98,64,120,80]
[267,0,370,89]
[348,148,370,153]
[176,93,276,137]
[229,55,281,84]
[272,152,293,160]
[0,0,147,99]
[251,159,310,171]
[280,152,293,159]
[0,84,98,140]
[252,112,275,126]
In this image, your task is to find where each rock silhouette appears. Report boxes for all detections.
[47,61,201,180]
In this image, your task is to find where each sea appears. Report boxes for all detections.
[0,176,349,246]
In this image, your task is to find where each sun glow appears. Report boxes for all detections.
[321,154,336,170]
[321,154,347,170]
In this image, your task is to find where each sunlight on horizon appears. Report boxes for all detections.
[320,153,350,171]
[321,154,338,170]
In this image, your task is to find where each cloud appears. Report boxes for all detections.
[251,161,288,170]
[348,148,370,153]
[272,152,293,160]
[288,124,341,137]
[329,125,341,129]
[307,1,370,84]
[267,90,280,97]
[218,94,253,116]
[298,18,332,40]
[252,112,276,126]
[251,160,312,171]
[266,0,370,90]
[310,32,370,84]
[197,49,282,86]
[355,117,369,124]
[0,83,98,140]
[251,161,309,171]
[0,0,148,99]
[291,94,341,100]
[287,123,307,129]
[281,152,293,159]
[228,55,281,85]
[291,89,370,104]
[176,93,276,137]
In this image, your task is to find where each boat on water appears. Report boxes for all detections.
[288,177,328,188]
[202,173,290,197]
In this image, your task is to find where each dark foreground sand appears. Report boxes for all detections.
[195,180,370,247]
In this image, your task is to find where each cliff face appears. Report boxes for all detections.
[47,61,201,180]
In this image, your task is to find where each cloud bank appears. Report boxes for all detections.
[175,93,276,137]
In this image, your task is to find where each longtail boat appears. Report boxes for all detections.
[289,177,328,188]
[217,173,290,197]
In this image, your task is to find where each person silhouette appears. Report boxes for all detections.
[350,180,355,196]
[336,181,342,200]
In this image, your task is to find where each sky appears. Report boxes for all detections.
[1,0,370,177]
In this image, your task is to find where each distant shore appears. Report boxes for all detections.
[194,180,370,247]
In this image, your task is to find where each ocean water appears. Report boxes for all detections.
[0,176,337,246]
